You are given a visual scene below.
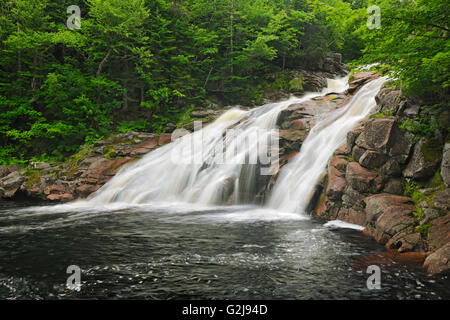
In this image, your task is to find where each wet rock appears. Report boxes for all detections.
[423,242,450,275]
[325,157,347,201]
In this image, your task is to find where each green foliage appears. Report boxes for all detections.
[0,0,447,164]
[356,0,449,103]
[404,180,418,198]
[118,120,151,134]
[400,114,439,142]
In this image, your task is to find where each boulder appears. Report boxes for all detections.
[431,188,450,212]
[0,171,25,198]
[364,194,415,229]
[346,162,383,193]
[0,165,20,179]
[427,214,450,253]
[380,158,402,177]
[403,138,442,180]
[359,149,387,169]
[423,242,450,275]
[355,118,396,153]
[383,179,404,195]
[374,86,402,114]
[325,157,347,201]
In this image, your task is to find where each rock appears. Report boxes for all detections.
[359,149,387,169]
[431,189,450,211]
[190,109,217,118]
[364,194,415,229]
[0,171,25,198]
[346,127,363,154]
[374,86,402,114]
[427,214,450,253]
[323,52,348,75]
[325,157,347,201]
[346,71,379,95]
[424,242,450,275]
[403,138,442,180]
[380,158,402,177]
[364,194,417,250]
[47,193,74,202]
[342,186,366,211]
[355,118,396,152]
[346,162,383,193]
[388,125,413,164]
[0,165,20,179]
[441,143,450,187]
[352,145,366,162]
[383,179,404,195]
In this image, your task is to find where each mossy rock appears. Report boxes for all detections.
[289,77,304,92]
[421,137,442,163]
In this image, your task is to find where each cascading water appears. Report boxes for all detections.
[268,77,386,213]
[84,77,349,207]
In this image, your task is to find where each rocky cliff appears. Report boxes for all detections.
[311,77,449,275]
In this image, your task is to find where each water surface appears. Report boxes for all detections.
[0,201,448,300]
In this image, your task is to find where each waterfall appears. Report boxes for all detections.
[85,77,349,206]
[268,77,386,213]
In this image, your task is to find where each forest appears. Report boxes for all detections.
[0,0,448,164]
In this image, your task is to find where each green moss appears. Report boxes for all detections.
[24,169,41,189]
[415,223,431,239]
[289,77,304,91]
[421,138,442,163]
[427,170,446,190]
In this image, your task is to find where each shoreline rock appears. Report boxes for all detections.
[311,82,449,275]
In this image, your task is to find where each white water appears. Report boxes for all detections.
[268,77,386,213]
[83,77,349,207]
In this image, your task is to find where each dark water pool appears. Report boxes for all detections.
[0,201,448,300]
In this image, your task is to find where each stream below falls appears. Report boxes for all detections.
[0,201,448,300]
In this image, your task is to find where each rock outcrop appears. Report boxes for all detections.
[0,132,174,202]
[312,82,449,275]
